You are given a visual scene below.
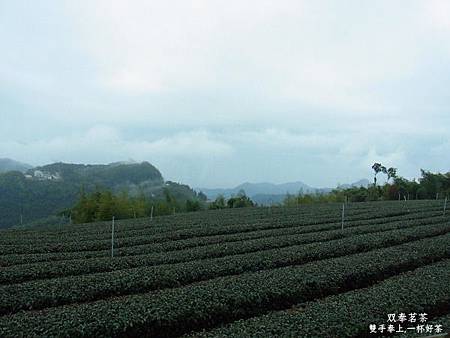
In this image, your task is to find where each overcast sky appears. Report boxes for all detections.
[1,1,450,188]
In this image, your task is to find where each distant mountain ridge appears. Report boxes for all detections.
[337,179,370,190]
[0,158,32,173]
[199,181,315,200]
[198,179,370,205]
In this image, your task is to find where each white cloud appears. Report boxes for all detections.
[233,129,344,151]
[5,1,450,123]
[2,1,450,187]
[425,0,450,31]
[2,123,449,187]
[127,131,234,158]
[65,0,437,115]
[0,126,233,165]
[104,69,166,93]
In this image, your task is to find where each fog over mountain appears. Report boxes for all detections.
[0,158,32,173]
[0,160,200,229]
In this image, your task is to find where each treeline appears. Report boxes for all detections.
[209,190,255,209]
[67,166,450,223]
[0,161,168,229]
[69,188,255,223]
[284,168,450,206]
[69,188,205,223]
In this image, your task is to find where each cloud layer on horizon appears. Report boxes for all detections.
[1,0,450,187]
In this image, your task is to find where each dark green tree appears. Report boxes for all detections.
[186,199,201,212]
[209,195,226,209]
[95,190,115,221]
[227,190,255,208]
[372,163,383,186]
[386,167,397,183]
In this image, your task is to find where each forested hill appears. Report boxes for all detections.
[28,161,164,187]
[0,161,197,229]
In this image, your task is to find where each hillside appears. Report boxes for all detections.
[0,158,32,173]
[0,161,198,229]
[29,161,162,185]
[0,200,448,336]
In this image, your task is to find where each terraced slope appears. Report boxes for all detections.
[0,200,448,337]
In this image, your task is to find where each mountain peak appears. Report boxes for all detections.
[198,179,369,201]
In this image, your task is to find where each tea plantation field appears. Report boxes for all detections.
[0,200,449,337]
